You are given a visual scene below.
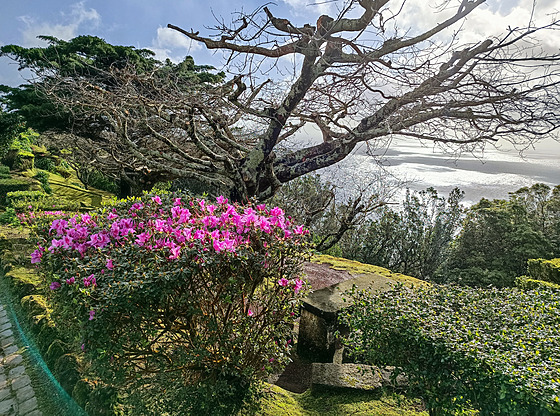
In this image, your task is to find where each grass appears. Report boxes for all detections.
[20,168,114,208]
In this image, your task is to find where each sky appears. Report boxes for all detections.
[0,0,559,201]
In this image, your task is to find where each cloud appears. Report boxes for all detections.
[18,1,100,47]
[148,26,202,63]
[280,0,336,18]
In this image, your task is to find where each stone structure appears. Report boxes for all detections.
[0,304,42,416]
[297,268,416,391]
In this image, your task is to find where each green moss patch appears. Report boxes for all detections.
[6,266,45,295]
[311,255,426,287]
[246,384,427,416]
[22,169,114,208]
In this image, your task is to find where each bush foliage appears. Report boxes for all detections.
[32,192,311,415]
[341,284,560,416]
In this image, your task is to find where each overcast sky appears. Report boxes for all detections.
[1,0,559,195]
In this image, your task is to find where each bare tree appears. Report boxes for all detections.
[6,1,560,200]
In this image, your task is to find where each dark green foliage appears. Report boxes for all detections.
[33,171,52,194]
[0,35,159,132]
[1,36,225,193]
[81,169,119,194]
[34,156,57,173]
[0,164,10,175]
[439,198,554,287]
[0,178,31,204]
[354,188,464,281]
[341,285,560,415]
[0,207,18,225]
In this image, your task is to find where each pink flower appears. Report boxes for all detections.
[174,198,182,206]
[66,277,75,285]
[106,259,114,270]
[278,278,289,287]
[49,281,61,290]
[83,274,96,288]
[30,248,43,264]
[247,309,254,317]
[151,195,162,205]
[135,232,151,247]
[168,244,181,260]
[293,279,304,294]
[216,196,228,204]
[270,207,284,217]
[89,310,95,320]
[107,212,119,220]
[89,232,110,249]
[256,204,266,211]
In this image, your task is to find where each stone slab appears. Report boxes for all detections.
[312,363,382,390]
[0,396,16,415]
[11,375,31,391]
[8,365,25,379]
[16,384,35,402]
[18,396,38,415]
[312,363,408,390]
[4,354,22,368]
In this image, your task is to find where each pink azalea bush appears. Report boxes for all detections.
[31,192,311,415]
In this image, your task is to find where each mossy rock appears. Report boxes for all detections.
[54,353,82,394]
[311,254,427,287]
[73,379,117,416]
[4,149,35,171]
[21,294,48,316]
[6,266,44,296]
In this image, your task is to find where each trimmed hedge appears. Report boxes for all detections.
[341,284,560,416]
[527,258,560,284]
[0,178,32,205]
[6,190,47,205]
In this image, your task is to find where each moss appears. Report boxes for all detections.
[6,266,44,296]
[21,294,49,316]
[243,384,428,416]
[311,255,427,287]
[22,169,114,208]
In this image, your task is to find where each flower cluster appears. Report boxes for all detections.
[32,193,310,325]
[31,193,311,413]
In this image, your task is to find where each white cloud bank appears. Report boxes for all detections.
[149,26,202,63]
[18,1,101,47]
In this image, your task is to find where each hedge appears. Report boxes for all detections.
[341,284,560,416]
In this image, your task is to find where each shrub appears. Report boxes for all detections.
[527,258,560,284]
[6,190,47,205]
[33,171,52,194]
[0,207,18,225]
[11,197,81,213]
[32,193,311,415]
[0,178,32,204]
[516,275,560,290]
[341,285,560,416]
[0,164,10,175]
[35,156,57,173]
